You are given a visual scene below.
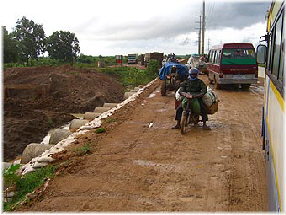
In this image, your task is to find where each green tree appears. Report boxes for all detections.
[147,59,160,77]
[3,26,18,63]
[47,31,80,63]
[77,54,96,64]
[12,16,46,62]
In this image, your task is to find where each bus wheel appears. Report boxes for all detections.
[242,84,250,90]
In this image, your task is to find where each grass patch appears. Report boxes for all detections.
[95,127,106,134]
[98,66,156,88]
[105,118,117,123]
[3,165,56,211]
[3,164,21,188]
[75,143,92,156]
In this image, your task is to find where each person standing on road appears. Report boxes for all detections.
[172,68,210,130]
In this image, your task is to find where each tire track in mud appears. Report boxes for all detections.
[18,79,267,212]
[215,90,267,211]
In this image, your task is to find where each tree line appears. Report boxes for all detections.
[3,16,80,64]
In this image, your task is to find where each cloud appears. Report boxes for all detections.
[79,22,266,56]
[206,1,269,30]
[76,1,269,43]
[1,0,270,55]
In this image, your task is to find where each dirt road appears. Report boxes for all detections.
[19,77,267,212]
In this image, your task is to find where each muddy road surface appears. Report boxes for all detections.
[19,77,267,212]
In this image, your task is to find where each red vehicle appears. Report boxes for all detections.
[207,43,258,89]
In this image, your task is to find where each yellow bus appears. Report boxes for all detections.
[257,0,284,211]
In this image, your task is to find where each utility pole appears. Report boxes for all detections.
[202,0,205,55]
[207,38,210,52]
[195,16,202,55]
[198,16,201,55]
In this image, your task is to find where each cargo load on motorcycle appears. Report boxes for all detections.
[175,86,218,115]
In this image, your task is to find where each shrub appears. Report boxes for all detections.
[76,143,92,156]
[147,59,160,77]
[95,128,106,134]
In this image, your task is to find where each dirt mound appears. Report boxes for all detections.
[4,65,124,161]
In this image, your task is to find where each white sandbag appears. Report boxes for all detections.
[175,89,182,101]
[202,87,218,107]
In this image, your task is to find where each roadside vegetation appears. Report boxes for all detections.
[98,60,160,88]
[3,16,80,67]
[75,143,92,156]
[3,164,56,211]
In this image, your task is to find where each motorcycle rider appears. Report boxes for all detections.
[172,68,210,130]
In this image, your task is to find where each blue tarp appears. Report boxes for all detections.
[158,62,189,80]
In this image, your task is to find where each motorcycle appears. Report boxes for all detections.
[180,92,202,134]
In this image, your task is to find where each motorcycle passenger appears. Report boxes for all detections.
[172,68,210,130]
[170,65,177,74]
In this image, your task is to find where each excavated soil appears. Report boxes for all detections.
[4,65,124,161]
[18,76,267,212]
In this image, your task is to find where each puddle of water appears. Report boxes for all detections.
[206,121,226,129]
[133,160,180,172]
[127,121,147,126]
[215,163,224,168]
[155,108,167,113]
[152,122,173,129]
[223,145,232,151]
[250,85,264,92]
[210,176,219,179]
[133,160,157,167]
[250,86,264,95]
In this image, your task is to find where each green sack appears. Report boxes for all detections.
[190,98,201,114]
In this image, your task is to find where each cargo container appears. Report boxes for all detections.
[115,55,123,65]
[144,52,164,67]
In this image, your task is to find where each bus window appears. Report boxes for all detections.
[278,14,284,82]
[268,26,276,72]
[272,14,283,78]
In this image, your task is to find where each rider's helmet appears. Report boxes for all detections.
[189,68,199,80]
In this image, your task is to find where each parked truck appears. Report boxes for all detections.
[127,54,138,64]
[144,52,164,67]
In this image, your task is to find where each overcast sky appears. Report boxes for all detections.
[1,0,270,56]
